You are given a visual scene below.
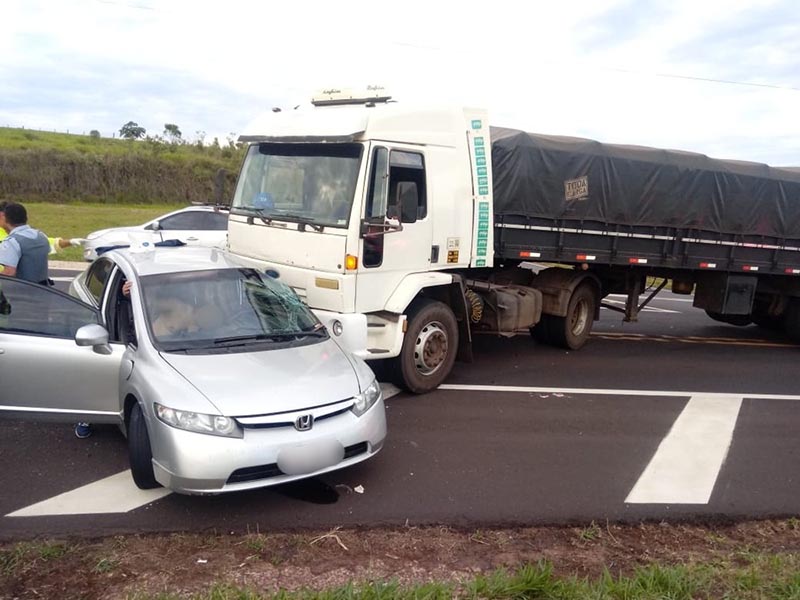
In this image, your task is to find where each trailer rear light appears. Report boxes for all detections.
[785,268,800,275]
[345,254,358,270]
[699,262,717,269]
[628,258,648,264]
[742,265,759,272]
[576,254,596,261]
[519,251,541,258]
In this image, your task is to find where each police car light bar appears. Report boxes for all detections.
[311,86,392,106]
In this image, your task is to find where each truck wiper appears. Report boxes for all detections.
[273,212,324,232]
[233,206,273,225]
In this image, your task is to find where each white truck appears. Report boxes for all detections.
[228,89,800,393]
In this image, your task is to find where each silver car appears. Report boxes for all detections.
[0,246,386,494]
[82,205,229,261]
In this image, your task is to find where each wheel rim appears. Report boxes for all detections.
[570,297,590,336]
[414,320,449,376]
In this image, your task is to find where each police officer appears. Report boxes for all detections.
[0,202,51,284]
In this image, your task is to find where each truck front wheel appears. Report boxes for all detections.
[396,299,458,394]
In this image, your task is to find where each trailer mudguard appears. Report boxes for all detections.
[532,268,601,318]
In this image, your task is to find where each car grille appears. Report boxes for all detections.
[238,405,351,429]
[226,442,370,485]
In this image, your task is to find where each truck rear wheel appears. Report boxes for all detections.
[534,283,596,350]
[395,299,458,394]
[705,310,752,327]
[752,312,783,332]
[783,299,800,341]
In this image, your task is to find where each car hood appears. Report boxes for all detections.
[159,338,361,417]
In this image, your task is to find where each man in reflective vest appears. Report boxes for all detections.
[0,201,83,279]
[0,202,50,284]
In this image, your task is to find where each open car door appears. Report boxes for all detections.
[0,276,124,423]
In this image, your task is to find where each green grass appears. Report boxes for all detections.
[126,559,800,599]
[21,201,178,262]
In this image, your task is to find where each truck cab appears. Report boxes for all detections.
[228,90,498,392]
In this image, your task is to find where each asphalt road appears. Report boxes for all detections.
[1,272,799,539]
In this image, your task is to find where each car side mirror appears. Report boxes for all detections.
[145,221,161,231]
[75,323,112,355]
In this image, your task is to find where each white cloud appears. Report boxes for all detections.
[2,0,798,164]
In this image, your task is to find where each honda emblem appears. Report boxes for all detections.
[295,414,314,431]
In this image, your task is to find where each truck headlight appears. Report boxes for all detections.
[154,403,242,438]
[351,379,381,417]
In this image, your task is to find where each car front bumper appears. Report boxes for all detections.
[148,399,387,494]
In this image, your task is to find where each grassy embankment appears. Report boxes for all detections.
[0,126,243,205]
[0,126,244,261]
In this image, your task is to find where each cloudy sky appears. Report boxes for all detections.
[2,0,798,165]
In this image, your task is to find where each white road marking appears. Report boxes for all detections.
[625,394,743,504]
[439,383,800,401]
[6,471,171,517]
[381,382,401,400]
[601,298,680,314]
[7,382,403,518]
[607,294,695,303]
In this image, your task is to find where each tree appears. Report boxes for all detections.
[163,123,182,143]
[119,121,146,139]
[89,130,101,139]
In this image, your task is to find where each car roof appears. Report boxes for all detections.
[105,246,253,278]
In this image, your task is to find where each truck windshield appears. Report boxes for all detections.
[232,143,363,229]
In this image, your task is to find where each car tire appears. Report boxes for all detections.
[128,403,161,490]
[395,298,458,394]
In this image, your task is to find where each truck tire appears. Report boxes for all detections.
[395,298,458,394]
[705,310,752,327]
[128,403,161,490]
[783,299,800,341]
[540,283,596,350]
[752,312,783,332]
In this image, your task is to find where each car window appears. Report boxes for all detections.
[159,211,210,230]
[198,211,228,231]
[0,276,99,338]
[84,258,115,305]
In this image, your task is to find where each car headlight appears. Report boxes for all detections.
[154,403,242,438]
[351,379,381,417]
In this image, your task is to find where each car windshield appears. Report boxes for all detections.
[231,143,362,229]
[140,268,325,352]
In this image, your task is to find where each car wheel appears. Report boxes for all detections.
[128,403,161,490]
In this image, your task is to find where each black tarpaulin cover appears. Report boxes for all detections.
[490,127,800,239]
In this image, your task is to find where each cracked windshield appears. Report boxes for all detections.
[140,268,322,350]
[232,142,362,228]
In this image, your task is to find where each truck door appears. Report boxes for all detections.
[358,145,432,313]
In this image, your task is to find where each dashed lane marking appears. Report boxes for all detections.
[601,299,680,314]
[438,384,800,402]
[5,383,403,518]
[625,394,742,504]
[591,331,797,348]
